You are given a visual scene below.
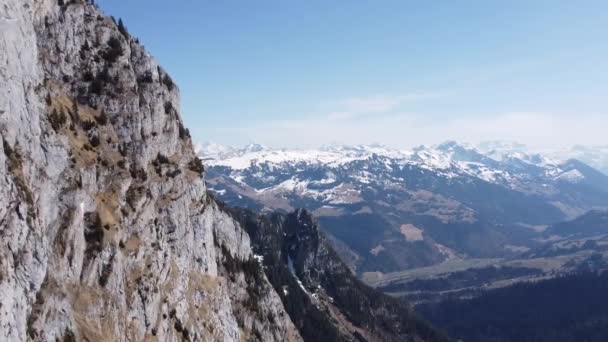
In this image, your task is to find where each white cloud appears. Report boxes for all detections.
[327,111,354,120]
[335,95,405,113]
[325,92,443,120]
[211,111,608,149]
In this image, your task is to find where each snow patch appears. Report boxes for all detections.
[288,255,311,296]
[555,169,585,183]
[208,188,226,196]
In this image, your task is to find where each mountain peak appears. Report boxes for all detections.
[436,140,469,151]
[242,142,268,153]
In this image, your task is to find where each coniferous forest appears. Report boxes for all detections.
[418,271,608,342]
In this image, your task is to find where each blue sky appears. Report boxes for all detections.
[98,0,608,149]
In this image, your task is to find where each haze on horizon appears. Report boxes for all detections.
[98,0,608,149]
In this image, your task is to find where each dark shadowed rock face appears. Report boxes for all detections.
[226,206,452,342]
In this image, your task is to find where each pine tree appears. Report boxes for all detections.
[118,18,129,38]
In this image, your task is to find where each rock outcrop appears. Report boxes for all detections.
[0,1,451,341]
[226,207,451,342]
[0,1,300,341]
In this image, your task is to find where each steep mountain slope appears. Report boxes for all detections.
[0,1,302,340]
[0,1,449,341]
[203,142,608,273]
[223,206,451,342]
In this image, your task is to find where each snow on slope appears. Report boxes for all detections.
[478,141,608,175]
[201,143,409,170]
[555,169,585,183]
[200,141,600,193]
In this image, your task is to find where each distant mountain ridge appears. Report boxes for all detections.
[201,141,608,211]
[201,141,608,274]
[200,141,608,175]
[477,141,608,175]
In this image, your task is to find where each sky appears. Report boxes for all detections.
[98,0,608,149]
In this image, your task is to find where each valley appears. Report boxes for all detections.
[202,141,608,301]
[2,0,605,340]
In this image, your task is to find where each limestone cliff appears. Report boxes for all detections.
[0,0,301,341]
[0,1,452,341]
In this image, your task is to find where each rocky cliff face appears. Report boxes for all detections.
[226,207,451,342]
[0,1,301,341]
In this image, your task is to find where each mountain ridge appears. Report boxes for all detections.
[0,0,447,341]
[201,141,608,176]
[202,141,608,274]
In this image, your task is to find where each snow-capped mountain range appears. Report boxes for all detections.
[200,141,608,274]
[477,141,608,175]
[200,141,604,189]
[199,140,608,175]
